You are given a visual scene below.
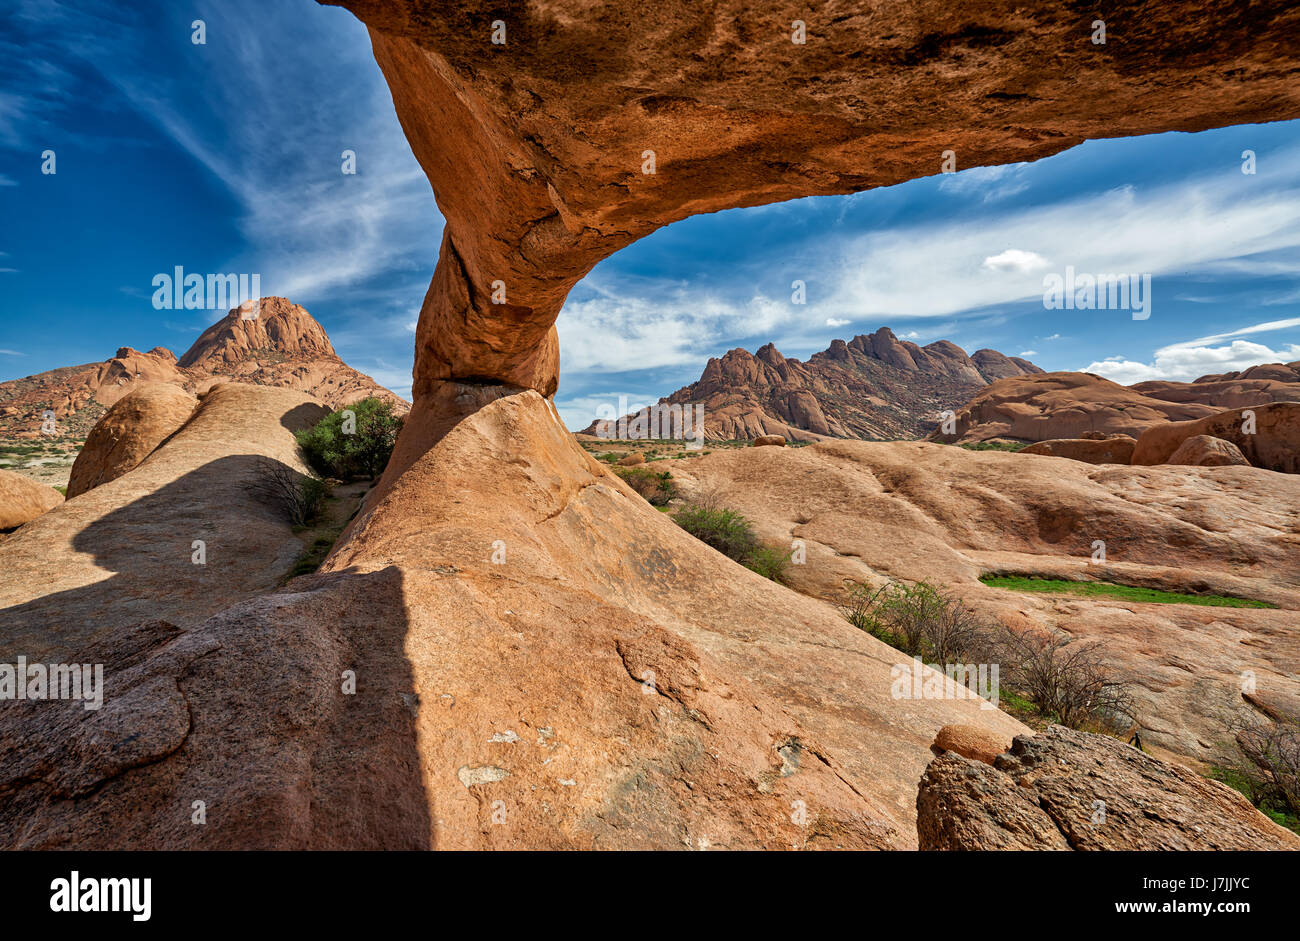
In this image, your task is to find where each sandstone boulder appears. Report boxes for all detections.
[1020,436,1136,464]
[1166,434,1250,468]
[0,470,63,529]
[1133,403,1300,472]
[917,726,1300,850]
[753,435,786,447]
[67,383,198,498]
[616,452,645,466]
[932,724,1013,765]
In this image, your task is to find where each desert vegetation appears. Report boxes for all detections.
[614,466,677,506]
[246,457,331,526]
[842,578,1135,733]
[1213,712,1300,834]
[295,396,402,480]
[671,501,791,584]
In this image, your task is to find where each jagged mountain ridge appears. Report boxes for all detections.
[583,326,1042,441]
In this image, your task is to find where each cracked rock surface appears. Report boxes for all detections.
[917,726,1300,850]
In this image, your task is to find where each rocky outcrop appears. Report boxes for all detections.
[917,726,1300,850]
[932,372,1220,443]
[1,386,1031,849]
[0,298,403,441]
[1132,403,1300,473]
[0,384,331,660]
[583,329,1041,441]
[1019,436,1136,465]
[754,435,786,447]
[66,384,198,498]
[935,369,1300,446]
[0,469,63,529]
[1166,434,1250,468]
[659,441,1300,764]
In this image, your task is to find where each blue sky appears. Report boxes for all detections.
[3,0,1299,432]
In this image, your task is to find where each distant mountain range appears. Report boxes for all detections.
[0,297,405,440]
[583,326,1043,441]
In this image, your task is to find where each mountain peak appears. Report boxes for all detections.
[178,297,337,369]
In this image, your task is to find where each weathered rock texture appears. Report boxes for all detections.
[661,441,1300,763]
[7,0,1300,850]
[934,370,1300,446]
[66,383,198,498]
[1166,434,1250,468]
[583,329,1041,441]
[0,469,63,529]
[1019,436,1136,465]
[917,726,1300,850]
[1133,403,1300,473]
[326,0,1300,410]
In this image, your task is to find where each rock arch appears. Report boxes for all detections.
[329,0,1300,416]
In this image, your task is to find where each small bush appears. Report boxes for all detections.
[672,503,789,583]
[616,467,677,506]
[295,396,402,480]
[746,543,791,583]
[996,627,1135,732]
[1215,713,1300,832]
[247,457,331,526]
[841,579,989,662]
[673,505,759,562]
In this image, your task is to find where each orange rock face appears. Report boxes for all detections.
[1133,403,1300,473]
[583,329,1041,441]
[1166,434,1250,468]
[66,384,198,498]
[0,297,403,442]
[0,469,63,529]
[1019,436,1136,465]
[934,372,1220,443]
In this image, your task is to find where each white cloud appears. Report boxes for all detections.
[826,317,849,327]
[0,349,24,356]
[982,249,1050,273]
[1084,317,1300,383]
[1043,333,1062,341]
[1018,350,1037,357]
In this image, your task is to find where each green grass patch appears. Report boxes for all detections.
[956,440,1027,452]
[980,574,1274,609]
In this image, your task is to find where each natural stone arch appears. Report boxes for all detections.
[326,0,1300,427]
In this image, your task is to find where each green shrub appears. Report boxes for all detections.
[671,503,789,583]
[295,396,402,480]
[615,467,677,506]
[746,544,791,584]
[673,505,759,562]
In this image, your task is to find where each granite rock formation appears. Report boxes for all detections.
[917,726,1300,850]
[583,329,1041,441]
[0,298,403,441]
